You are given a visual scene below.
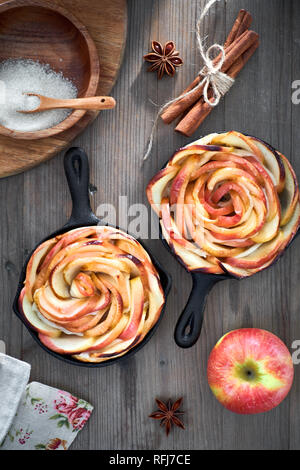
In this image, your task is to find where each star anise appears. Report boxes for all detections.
[149,397,185,436]
[144,41,183,79]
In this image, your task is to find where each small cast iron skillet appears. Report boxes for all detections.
[13,147,172,367]
[158,145,300,350]
[160,231,227,349]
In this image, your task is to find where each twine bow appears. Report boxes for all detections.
[196,0,234,107]
[143,0,234,161]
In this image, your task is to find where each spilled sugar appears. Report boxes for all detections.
[0,58,78,132]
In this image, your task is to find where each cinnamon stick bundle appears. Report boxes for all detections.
[160,10,259,137]
[176,37,259,136]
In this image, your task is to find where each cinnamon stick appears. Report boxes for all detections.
[227,39,259,78]
[161,29,258,124]
[224,10,253,85]
[175,39,259,136]
[219,30,258,71]
[224,9,252,47]
[161,10,253,124]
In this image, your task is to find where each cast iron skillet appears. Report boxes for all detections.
[158,143,300,350]
[13,147,172,367]
[159,229,227,349]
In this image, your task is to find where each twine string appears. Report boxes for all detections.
[143,0,234,162]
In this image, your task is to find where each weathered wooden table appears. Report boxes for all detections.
[1,0,300,450]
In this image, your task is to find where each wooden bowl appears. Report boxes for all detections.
[0,0,100,139]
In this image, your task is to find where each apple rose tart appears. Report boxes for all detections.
[147,131,300,278]
[19,226,165,363]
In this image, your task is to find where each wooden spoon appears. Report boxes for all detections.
[19,93,116,113]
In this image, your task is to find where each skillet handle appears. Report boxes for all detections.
[174,273,222,348]
[64,147,99,227]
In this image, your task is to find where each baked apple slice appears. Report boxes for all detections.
[21,226,165,363]
[147,131,300,278]
[39,333,96,354]
[19,288,61,338]
[119,277,144,340]
[73,307,148,363]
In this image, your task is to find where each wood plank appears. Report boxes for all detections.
[289,0,300,450]
[222,0,293,450]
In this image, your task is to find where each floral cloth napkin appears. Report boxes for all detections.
[0,353,93,451]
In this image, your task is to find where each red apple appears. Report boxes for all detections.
[207,328,294,414]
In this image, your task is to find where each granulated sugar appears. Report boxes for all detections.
[0,59,78,132]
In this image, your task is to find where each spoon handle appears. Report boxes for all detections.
[39,95,116,111]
